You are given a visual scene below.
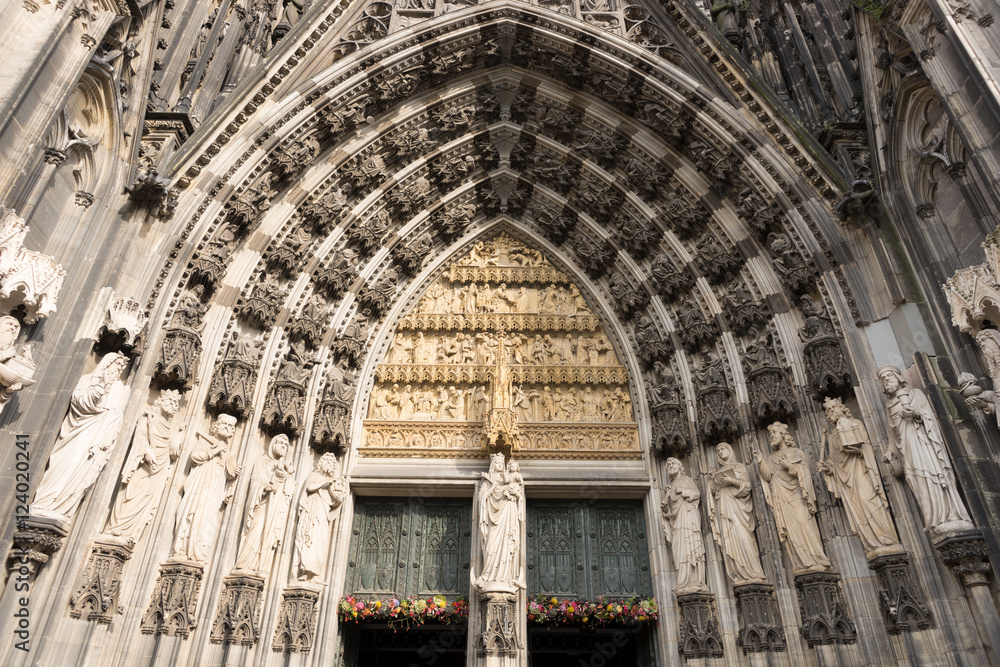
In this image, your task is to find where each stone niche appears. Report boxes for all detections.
[359,231,640,460]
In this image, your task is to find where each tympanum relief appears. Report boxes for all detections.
[362,233,640,459]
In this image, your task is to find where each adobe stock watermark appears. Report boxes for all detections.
[12,433,31,651]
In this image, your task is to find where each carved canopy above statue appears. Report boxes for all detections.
[362,231,639,459]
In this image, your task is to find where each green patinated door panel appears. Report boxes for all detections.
[346,497,472,600]
[527,500,651,600]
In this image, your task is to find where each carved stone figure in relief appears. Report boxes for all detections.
[0,315,35,411]
[294,453,348,583]
[474,453,525,592]
[660,457,707,594]
[103,390,183,546]
[234,435,296,575]
[170,415,241,564]
[754,423,832,574]
[818,397,902,558]
[32,352,132,527]
[708,443,767,585]
[878,366,975,539]
[974,329,1000,426]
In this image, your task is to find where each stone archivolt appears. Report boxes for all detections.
[362,232,640,459]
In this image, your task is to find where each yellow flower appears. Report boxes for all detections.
[551,597,559,604]
[606,603,613,611]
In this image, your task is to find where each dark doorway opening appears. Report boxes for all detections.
[528,626,655,667]
[344,624,468,667]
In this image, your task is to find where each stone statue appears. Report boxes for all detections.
[818,397,902,559]
[234,434,296,575]
[0,315,35,412]
[32,352,132,528]
[878,366,975,539]
[707,443,767,585]
[473,453,525,592]
[754,423,833,574]
[974,329,1000,426]
[660,457,707,594]
[103,390,184,546]
[170,415,241,564]
[294,453,348,583]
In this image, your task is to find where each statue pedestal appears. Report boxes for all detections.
[69,539,132,623]
[793,571,856,647]
[7,517,65,579]
[272,582,323,653]
[733,583,785,653]
[475,588,520,665]
[868,552,931,634]
[210,572,265,645]
[676,591,723,659]
[141,560,205,638]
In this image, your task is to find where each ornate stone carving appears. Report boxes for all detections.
[696,232,742,284]
[300,187,347,234]
[529,202,576,244]
[943,262,1000,334]
[676,297,718,353]
[388,128,436,158]
[0,247,65,324]
[734,584,786,653]
[973,328,1000,426]
[389,176,431,215]
[649,363,689,457]
[433,201,477,241]
[0,206,29,276]
[348,209,390,257]
[189,226,236,291]
[320,95,371,140]
[169,415,241,564]
[69,540,132,623]
[660,190,708,239]
[208,333,262,419]
[312,365,356,455]
[650,253,693,301]
[722,283,769,337]
[799,295,853,398]
[228,172,277,232]
[210,574,264,645]
[661,457,707,594]
[755,423,833,574]
[694,354,739,442]
[608,274,648,320]
[8,522,64,579]
[289,293,328,349]
[794,572,857,647]
[677,593,724,659]
[239,280,285,330]
[0,315,35,413]
[141,561,204,638]
[357,267,398,317]
[868,553,931,634]
[103,390,182,546]
[768,233,814,296]
[818,397,903,558]
[570,231,615,278]
[392,231,434,275]
[708,443,767,585]
[32,353,131,530]
[738,187,781,239]
[272,585,321,653]
[154,287,206,390]
[272,134,320,179]
[612,209,660,258]
[688,140,736,188]
[333,309,370,369]
[96,297,148,356]
[267,228,311,278]
[477,591,519,658]
[262,345,311,436]
[314,248,358,300]
[937,531,992,587]
[878,366,976,540]
[742,334,795,425]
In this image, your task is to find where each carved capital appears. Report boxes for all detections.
[272,585,321,653]
[794,572,856,647]
[210,574,265,645]
[97,296,148,356]
[868,553,932,633]
[476,591,519,658]
[69,540,132,623]
[937,531,992,588]
[7,524,65,579]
